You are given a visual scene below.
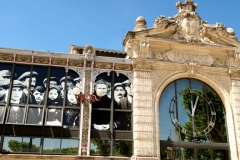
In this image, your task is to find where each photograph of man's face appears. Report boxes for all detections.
[33,90,44,103]
[49,80,57,87]
[11,87,23,102]
[114,85,125,103]
[23,77,36,91]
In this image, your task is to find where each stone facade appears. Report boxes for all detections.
[123,0,240,159]
[0,0,239,160]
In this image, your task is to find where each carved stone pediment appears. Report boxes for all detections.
[149,0,240,47]
[132,59,154,71]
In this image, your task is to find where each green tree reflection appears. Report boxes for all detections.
[180,87,227,159]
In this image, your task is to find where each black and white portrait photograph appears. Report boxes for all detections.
[46,108,62,126]
[63,108,80,128]
[7,106,25,124]
[26,107,43,125]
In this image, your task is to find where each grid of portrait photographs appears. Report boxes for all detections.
[0,64,81,128]
[91,72,132,132]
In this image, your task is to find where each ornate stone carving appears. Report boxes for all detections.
[185,60,199,75]
[0,54,14,61]
[139,40,152,58]
[125,42,139,58]
[83,45,95,60]
[16,55,32,63]
[166,51,214,66]
[133,60,154,71]
[51,58,67,66]
[212,58,227,67]
[233,50,240,62]
[153,51,170,61]
[134,16,147,31]
[94,62,112,69]
[114,64,132,71]
[33,57,49,64]
[229,68,240,80]
[68,60,84,67]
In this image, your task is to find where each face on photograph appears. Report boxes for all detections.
[11,87,23,101]
[95,84,108,96]
[49,81,57,87]
[67,89,77,104]
[23,77,36,91]
[114,86,125,102]
[48,89,58,100]
[33,90,45,103]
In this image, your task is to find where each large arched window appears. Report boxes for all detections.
[159,78,229,160]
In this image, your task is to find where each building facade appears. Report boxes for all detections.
[0,0,240,159]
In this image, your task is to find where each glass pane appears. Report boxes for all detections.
[90,139,110,155]
[61,139,78,154]
[46,108,62,126]
[30,66,48,105]
[91,110,110,130]
[47,67,65,106]
[26,107,43,125]
[0,106,5,123]
[7,106,25,124]
[160,147,183,160]
[0,63,12,104]
[3,136,22,152]
[159,82,178,141]
[43,138,61,153]
[92,73,111,109]
[12,65,32,104]
[213,149,229,160]
[22,137,41,152]
[114,73,132,109]
[113,141,132,156]
[114,112,131,130]
[63,108,80,128]
[160,78,227,143]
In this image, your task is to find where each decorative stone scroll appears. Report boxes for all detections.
[0,54,14,61]
[33,56,49,64]
[167,51,214,66]
[15,55,32,63]
[133,60,154,71]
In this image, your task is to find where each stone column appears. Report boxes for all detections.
[132,60,157,157]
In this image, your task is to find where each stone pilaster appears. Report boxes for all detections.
[230,80,240,159]
[132,60,157,157]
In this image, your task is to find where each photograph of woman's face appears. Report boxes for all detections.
[48,89,58,100]
[67,89,76,104]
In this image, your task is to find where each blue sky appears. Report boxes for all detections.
[0,0,239,53]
